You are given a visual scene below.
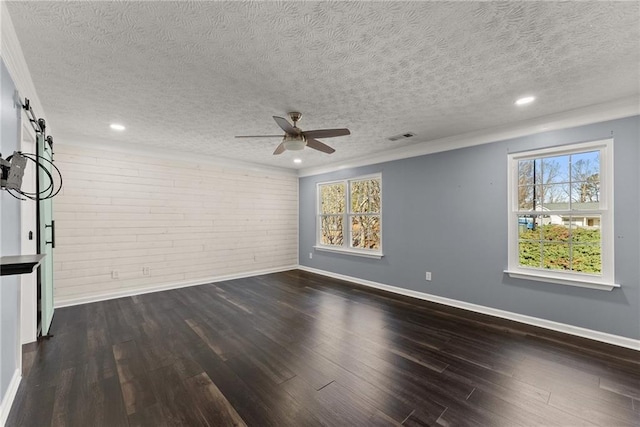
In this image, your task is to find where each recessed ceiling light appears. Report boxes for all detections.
[515,96,535,106]
[110,123,126,131]
[293,158,302,164]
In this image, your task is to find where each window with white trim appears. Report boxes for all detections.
[506,139,616,290]
[316,174,382,257]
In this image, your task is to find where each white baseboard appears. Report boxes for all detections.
[298,266,640,352]
[0,369,21,427]
[55,265,298,308]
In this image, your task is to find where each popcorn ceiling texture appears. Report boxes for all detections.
[6,1,640,170]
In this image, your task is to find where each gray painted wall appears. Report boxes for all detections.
[300,116,640,340]
[1,59,22,404]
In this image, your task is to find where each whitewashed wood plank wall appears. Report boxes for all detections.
[52,144,298,306]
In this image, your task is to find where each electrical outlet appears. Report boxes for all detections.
[142,267,150,276]
[309,252,313,259]
[111,270,119,279]
[425,271,432,281]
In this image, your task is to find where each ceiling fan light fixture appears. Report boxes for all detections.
[283,135,306,151]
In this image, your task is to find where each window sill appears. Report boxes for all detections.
[313,245,384,259]
[503,270,619,291]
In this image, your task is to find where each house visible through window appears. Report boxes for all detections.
[507,139,615,289]
[317,174,382,257]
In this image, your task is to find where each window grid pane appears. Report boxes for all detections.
[320,183,345,214]
[517,213,601,274]
[350,214,381,249]
[350,179,381,214]
[320,215,344,246]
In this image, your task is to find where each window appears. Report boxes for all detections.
[506,139,617,290]
[316,174,382,258]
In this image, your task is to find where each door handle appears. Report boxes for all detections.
[45,220,55,249]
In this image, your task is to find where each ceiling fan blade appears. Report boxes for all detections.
[306,138,335,154]
[273,116,297,134]
[273,142,286,155]
[235,135,283,138]
[303,128,350,139]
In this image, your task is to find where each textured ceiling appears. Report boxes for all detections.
[6,1,640,170]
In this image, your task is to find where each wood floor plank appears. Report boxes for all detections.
[440,363,553,425]
[434,402,513,427]
[6,382,57,427]
[546,379,636,411]
[401,407,447,427]
[311,336,457,421]
[51,367,75,426]
[548,388,640,426]
[315,332,460,395]
[600,373,640,400]
[224,354,325,426]
[512,357,602,394]
[182,372,247,426]
[146,361,207,426]
[51,370,128,427]
[143,354,236,426]
[8,270,639,427]
[466,387,598,427]
[280,376,364,426]
[191,347,289,427]
[185,318,243,361]
[127,403,169,427]
[112,340,157,416]
[317,380,400,426]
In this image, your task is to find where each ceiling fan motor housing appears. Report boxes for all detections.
[289,112,302,125]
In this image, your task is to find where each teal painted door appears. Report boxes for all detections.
[38,134,55,335]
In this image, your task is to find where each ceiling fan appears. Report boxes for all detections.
[235,112,350,155]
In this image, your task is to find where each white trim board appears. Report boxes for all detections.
[0,369,21,427]
[297,265,640,352]
[54,265,298,308]
[298,96,639,177]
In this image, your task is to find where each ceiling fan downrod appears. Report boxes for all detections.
[289,112,302,129]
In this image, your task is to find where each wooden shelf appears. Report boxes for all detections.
[0,254,45,276]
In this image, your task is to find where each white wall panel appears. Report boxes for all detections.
[53,144,298,304]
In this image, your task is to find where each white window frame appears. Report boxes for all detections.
[314,173,383,259]
[505,138,618,291]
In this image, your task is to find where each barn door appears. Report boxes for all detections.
[38,133,55,336]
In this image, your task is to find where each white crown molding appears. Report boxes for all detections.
[298,265,640,352]
[0,369,21,427]
[4,1,637,180]
[298,96,640,178]
[54,264,299,308]
[58,138,297,177]
[1,3,48,129]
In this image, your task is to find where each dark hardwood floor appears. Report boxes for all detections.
[7,270,640,426]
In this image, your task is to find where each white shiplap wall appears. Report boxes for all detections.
[53,144,298,306]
